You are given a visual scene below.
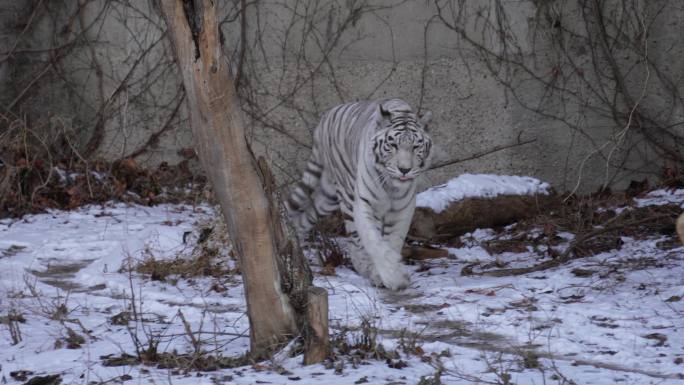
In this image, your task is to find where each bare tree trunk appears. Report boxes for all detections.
[158,0,326,360]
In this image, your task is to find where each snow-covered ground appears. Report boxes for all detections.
[1,176,683,385]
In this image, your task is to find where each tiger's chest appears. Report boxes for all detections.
[355,178,414,218]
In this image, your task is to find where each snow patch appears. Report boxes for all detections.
[416,174,550,213]
[635,188,684,207]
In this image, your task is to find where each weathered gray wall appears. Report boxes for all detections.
[3,0,683,194]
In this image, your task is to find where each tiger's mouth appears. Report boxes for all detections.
[397,175,414,182]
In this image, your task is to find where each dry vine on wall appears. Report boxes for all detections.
[3,0,684,214]
[1,0,193,214]
[433,0,684,192]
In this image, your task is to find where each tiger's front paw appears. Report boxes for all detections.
[376,259,410,291]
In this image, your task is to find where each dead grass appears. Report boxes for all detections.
[134,254,234,282]
[457,188,681,277]
[101,351,251,371]
[0,115,207,219]
[132,215,236,285]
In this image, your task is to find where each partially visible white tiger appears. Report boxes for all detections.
[287,99,432,290]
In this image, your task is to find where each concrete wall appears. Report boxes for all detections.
[4,0,682,194]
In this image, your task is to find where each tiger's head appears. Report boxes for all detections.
[371,99,432,184]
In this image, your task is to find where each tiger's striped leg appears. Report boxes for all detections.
[304,171,340,226]
[342,203,382,286]
[313,172,340,212]
[286,156,324,234]
[289,170,340,236]
[383,202,416,254]
[353,199,410,290]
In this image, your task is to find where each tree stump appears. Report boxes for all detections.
[303,287,329,365]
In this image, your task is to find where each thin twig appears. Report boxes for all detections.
[429,138,536,171]
[124,88,186,159]
[177,309,200,354]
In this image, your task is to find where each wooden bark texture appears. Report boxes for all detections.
[410,194,556,241]
[303,287,329,365]
[158,0,298,357]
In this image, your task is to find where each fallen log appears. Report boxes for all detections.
[401,244,450,261]
[409,194,557,241]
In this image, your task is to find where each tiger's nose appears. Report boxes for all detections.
[398,167,410,175]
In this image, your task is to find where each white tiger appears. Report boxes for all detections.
[286,99,432,290]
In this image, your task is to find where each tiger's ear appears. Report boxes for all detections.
[380,98,411,118]
[379,104,392,119]
[419,110,432,127]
